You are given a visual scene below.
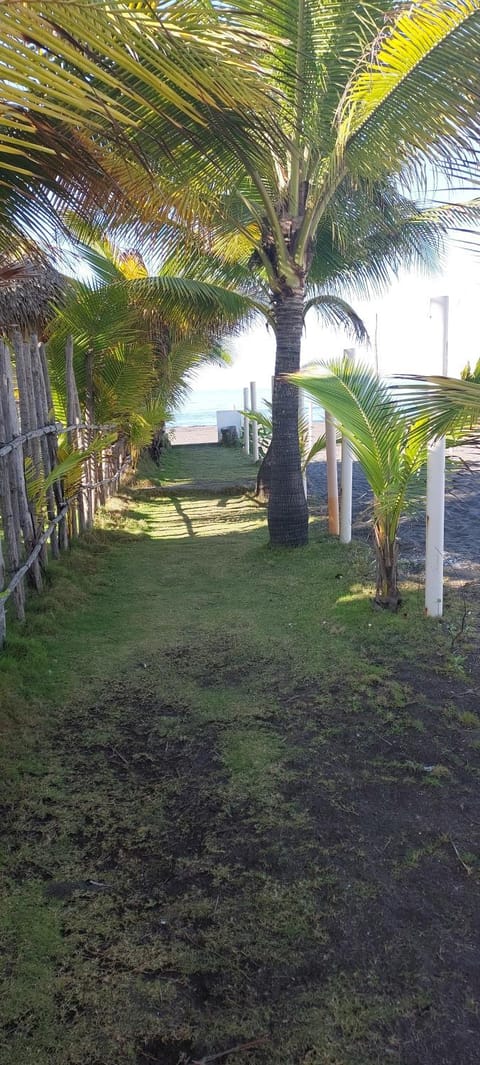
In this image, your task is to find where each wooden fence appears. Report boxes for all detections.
[0,332,129,645]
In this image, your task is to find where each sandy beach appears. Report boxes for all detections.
[170,421,326,446]
[170,424,219,445]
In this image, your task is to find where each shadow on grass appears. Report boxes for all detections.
[166,494,196,538]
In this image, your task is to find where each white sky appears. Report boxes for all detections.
[188,242,480,397]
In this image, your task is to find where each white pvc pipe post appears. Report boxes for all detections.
[425,295,449,618]
[250,381,259,461]
[325,411,339,535]
[340,348,355,543]
[243,386,250,455]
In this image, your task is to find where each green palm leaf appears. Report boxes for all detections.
[337,0,480,181]
[304,294,368,341]
[290,358,431,599]
[394,375,480,440]
[0,1,280,253]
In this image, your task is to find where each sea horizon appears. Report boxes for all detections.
[168,385,323,428]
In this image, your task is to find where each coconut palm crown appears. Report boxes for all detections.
[155,0,480,548]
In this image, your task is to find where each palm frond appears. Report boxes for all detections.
[394,375,480,440]
[124,274,265,333]
[338,0,480,183]
[290,358,430,533]
[304,294,368,342]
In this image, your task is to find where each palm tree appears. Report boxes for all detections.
[0,0,277,252]
[46,233,258,449]
[148,0,479,548]
[243,401,337,501]
[290,359,432,607]
[4,0,480,552]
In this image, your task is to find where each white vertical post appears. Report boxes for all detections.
[340,348,355,543]
[250,381,259,461]
[243,386,250,455]
[325,411,339,536]
[425,296,449,618]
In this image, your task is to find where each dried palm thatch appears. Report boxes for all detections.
[0,260,68,336]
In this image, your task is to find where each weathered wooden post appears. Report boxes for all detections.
[65,336,86,534]
[250,381,259,462]
[13,333,48,570]
[0,536,5,646]
[39,341,68,552]
[1,338,42,591]
[0,342,25,620]
[85,348,95,526]
[30,334,59,559]
[340,348,356,543]
[425,296,449,618]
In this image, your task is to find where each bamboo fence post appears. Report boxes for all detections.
[39,341,68,552]
[99,446,108,506]
[16,334,48,567]
[65,336,86,534]
[85,348,95,526]
[0,345,25,620]
[30,334,59,559]
[0,338,43,592]
[13,330,32,464]
[0,418,9,641]
[0,534,5,645]
[20,336,44,479]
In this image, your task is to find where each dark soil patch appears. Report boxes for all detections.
[4,594,480,1065]
[307,448,480,581]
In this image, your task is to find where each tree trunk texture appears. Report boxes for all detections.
[268,288,308,547]
[373,521,400,609]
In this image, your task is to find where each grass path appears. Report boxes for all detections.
[2,447,480,1065]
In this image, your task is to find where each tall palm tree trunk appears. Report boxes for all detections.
[268,287,308,547]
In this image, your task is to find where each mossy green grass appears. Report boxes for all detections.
[1,445,479,1065]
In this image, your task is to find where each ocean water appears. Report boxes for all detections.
[169,387,323,427]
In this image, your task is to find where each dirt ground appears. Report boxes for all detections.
[17,627,480,1065]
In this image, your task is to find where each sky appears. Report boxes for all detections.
[183,241,480,405]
